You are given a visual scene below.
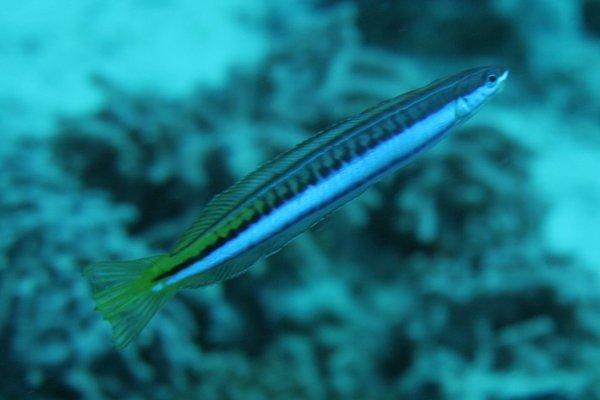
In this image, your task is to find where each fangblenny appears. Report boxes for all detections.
[85,66,509,347]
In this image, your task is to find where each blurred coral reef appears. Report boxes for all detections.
[2,1,600,399]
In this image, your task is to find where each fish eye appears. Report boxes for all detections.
[486,74,498,84]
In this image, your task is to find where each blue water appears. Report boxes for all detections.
[1,1,600,399]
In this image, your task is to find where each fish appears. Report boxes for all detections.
[84,66,509,347]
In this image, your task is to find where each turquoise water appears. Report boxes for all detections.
[1,1,599,399]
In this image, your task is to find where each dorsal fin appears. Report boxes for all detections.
[169,91,420,254]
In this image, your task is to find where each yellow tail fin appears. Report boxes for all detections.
[84,255,175,348]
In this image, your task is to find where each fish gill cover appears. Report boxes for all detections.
[1,1,600,399]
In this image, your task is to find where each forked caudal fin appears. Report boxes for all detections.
[84,255,176,348]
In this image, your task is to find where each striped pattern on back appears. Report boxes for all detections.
[154,67,497,282]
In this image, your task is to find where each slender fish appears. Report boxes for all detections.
[85,66,509,347]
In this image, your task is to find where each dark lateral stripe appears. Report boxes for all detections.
[155,176,303,282]
[223,127,450,274]
[166,71,477,265]
[155,113,450,284]
[162,87,457,281]
[188,73,467,239]
[154,203,264,281]
[243,127,448,255]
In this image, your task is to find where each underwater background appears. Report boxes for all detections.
[2,1,600,399]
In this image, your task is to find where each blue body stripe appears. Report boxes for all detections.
[165,99,458,284]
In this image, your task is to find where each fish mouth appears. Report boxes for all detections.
[495,69,510,92]
[498,69,510,83]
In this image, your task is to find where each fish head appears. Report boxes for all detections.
[454,65,509,119]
